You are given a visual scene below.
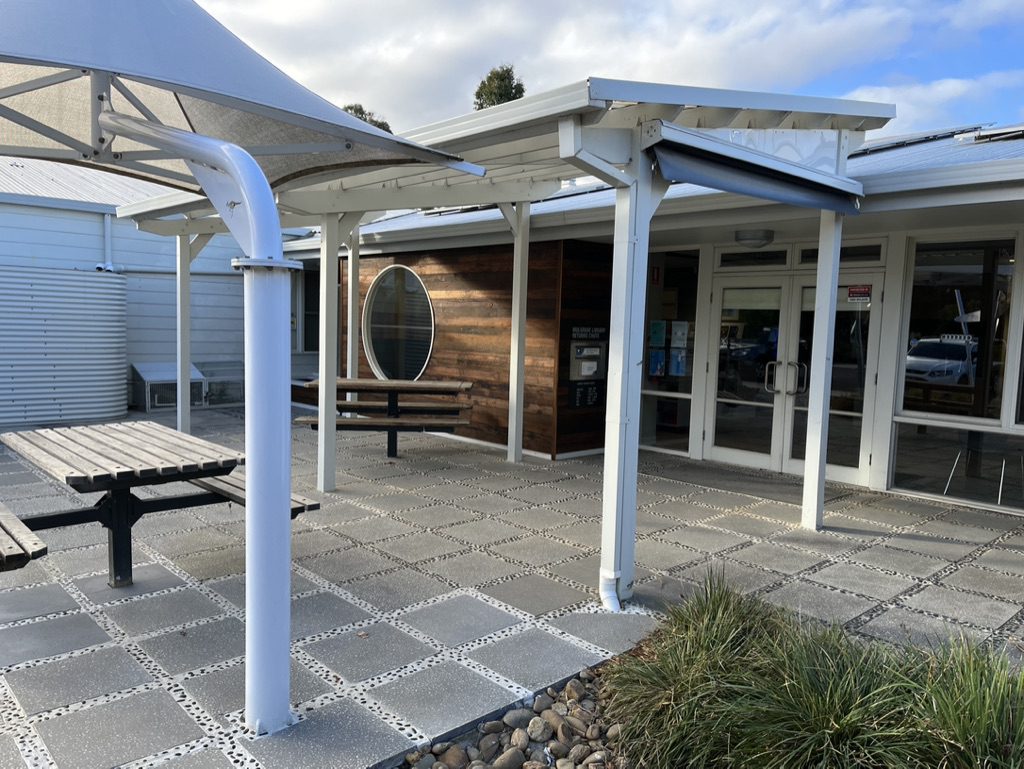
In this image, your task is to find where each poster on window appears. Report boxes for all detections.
[670,320,689,348]
[648,348,666,376]
[668,347,687,377]
[649,320,666,347]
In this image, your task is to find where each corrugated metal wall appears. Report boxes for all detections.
[0,265,127,428]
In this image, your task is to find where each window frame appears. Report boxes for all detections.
[361,264,436,381]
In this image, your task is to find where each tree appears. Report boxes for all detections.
[343,103,391,133]
[473,64,525,110]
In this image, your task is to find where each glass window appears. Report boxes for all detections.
[302,268,319,353]
[363,265,434,380]
[800,243,882,264]
[901,241,1014,419]
[720,249,787,268]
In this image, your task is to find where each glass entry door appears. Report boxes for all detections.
[706,274,882,482]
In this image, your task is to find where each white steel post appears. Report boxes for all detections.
[317,215,339,491]
[501,201,531,462]
[599,143,666,609]
[801,210,844,529]
[97,112,297,735]
[346,223,361,386]
[176,234,192,434]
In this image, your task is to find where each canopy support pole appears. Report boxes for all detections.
[316,213,363,492]
[801,210,844,529]
[317,215,340,491]
[99,111,298,735]
[345,223,361,383]
[176,233,211,434]
[498,201,531,462]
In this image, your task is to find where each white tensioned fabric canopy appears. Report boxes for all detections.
[0,0,480,738]
[0,0,476,190]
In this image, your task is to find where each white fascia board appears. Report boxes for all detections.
[588,77,895,130]
[277,180,561,215]
[859,158,1024,196]
[117,190,209,219]
[646,121,863,197]
[401,80,604,147]
[0,192,115,214]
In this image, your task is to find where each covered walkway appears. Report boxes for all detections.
[2,409,1023,768]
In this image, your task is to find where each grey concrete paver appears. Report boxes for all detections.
[849,544,947,578]
[808,563,916,601]
[0,583,78,623]
[400,595,520,647]
[290,592,372,640]
[104,589,223,636]
[0,612,110,667]
[481,574,591,615]
[303,622,436,682]
[550,612,659,654]
[858,607,989,647]
[139,617,245,675]
[763,581,877,624]
[343,568,451,611]
[467,629,602,692]
[902,585,1020,629]
[74,563,183,602]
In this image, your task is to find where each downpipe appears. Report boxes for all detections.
[599,568,621,612]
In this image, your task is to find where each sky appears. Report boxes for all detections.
[196,0,1024,138]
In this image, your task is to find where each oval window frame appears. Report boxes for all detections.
[361,264,436,381]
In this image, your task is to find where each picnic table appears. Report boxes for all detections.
[296,378,472,457]
[0,420,316,586]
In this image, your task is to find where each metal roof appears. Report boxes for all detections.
[0,155,171,207]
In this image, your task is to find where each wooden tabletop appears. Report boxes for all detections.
[305,378,473,395]
[0,420,244,493]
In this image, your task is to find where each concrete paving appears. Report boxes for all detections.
[1,407,1023,768]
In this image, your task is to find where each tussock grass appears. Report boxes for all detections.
[602,574,1024,769]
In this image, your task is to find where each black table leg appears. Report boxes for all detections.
[105,490,134,588]
[387,391,399,457]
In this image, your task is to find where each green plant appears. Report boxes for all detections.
[911,639,1024,768]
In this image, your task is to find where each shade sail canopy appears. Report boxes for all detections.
[0,0,478,192]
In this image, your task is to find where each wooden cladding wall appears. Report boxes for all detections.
[340,242,562,455]
[554,240,614,456]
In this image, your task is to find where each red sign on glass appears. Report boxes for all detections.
[847,285,871,303]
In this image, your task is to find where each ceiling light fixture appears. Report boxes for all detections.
[734,229,775,249]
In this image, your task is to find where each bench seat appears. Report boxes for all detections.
[0,502,47,572]
[188,471,320,518]
[333,401,470,415]
[295,415,470,431]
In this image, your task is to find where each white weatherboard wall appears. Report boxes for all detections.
[0,265,126,427]
[0,201,245,367]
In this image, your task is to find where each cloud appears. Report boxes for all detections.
[844,70,1024,135]
[195,0,1022,134]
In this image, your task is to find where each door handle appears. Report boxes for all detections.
[786,361,799,395]
[763,361,781,394]
[798,362,809,394]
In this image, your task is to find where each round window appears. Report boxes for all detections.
[362,265,435,380]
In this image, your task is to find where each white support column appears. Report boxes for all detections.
[345,223,361,386]
[801,210,844,529]
[599,140,667,610]
[175,232,212,434]
[498,201,531,463]
[317,215,340,491]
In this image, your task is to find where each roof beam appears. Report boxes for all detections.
[277,179,560,214]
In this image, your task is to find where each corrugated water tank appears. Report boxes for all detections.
[0,265,127,428]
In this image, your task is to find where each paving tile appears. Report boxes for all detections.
[942,565,1024,602]
[643,499,719,523]
[171,545,247,581]
[635,538,700,570]
[546,497,602,517]
[771,529,862,557]
[291,592,372,640]
[809,563,916,601]
[551,524,601,549]
[911,519,1003,546]
[746,500,802,524]
[40,521,108,550]
[392,503,477,527]
[401,595,520,647]
[106,589,223,636]
[902,586,1020,629]
[45,546,150,579]
[886,532,977,561]
[333,516,417,543]
[849,545,947,578]
[629,576,701,612]
[0,736,22,769]
[139,617,245,675]
[482,574,591,616]
[373,532,463,563]
[241,698,409,769]
[208,572,319,608]
[181,660,331,724]
[5,647,151,715]
[687,489,759,509]
[500,506,579,530]
[973,547,1024,576]
[858,607,989,648]
[0,613,110,667]
[822,516,898,540]
[134,511,207,538]
[445,519,524,546]
[710,513,791,538]
[762,582,876,624]
[729,542,824,575]
[353,492,431,513]
[303,502,375,527]
[0,583,78,623]
[549,612,658,654]
[942,508,1022,532]
[839,503,925,528]
[159,749,237,769]
[343,568,450,612]
[468,628,602,691]
[660,525,749,553]
[75,563,184,603]
[290,529,348,559]
[0,559,52,589]
[35,688,205,769]
[420,552,521,587]
[678,559,782,594]
[301,548,399,584]
[490,535,585,566]
[304,622,436,683]
[459,493,529,515]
